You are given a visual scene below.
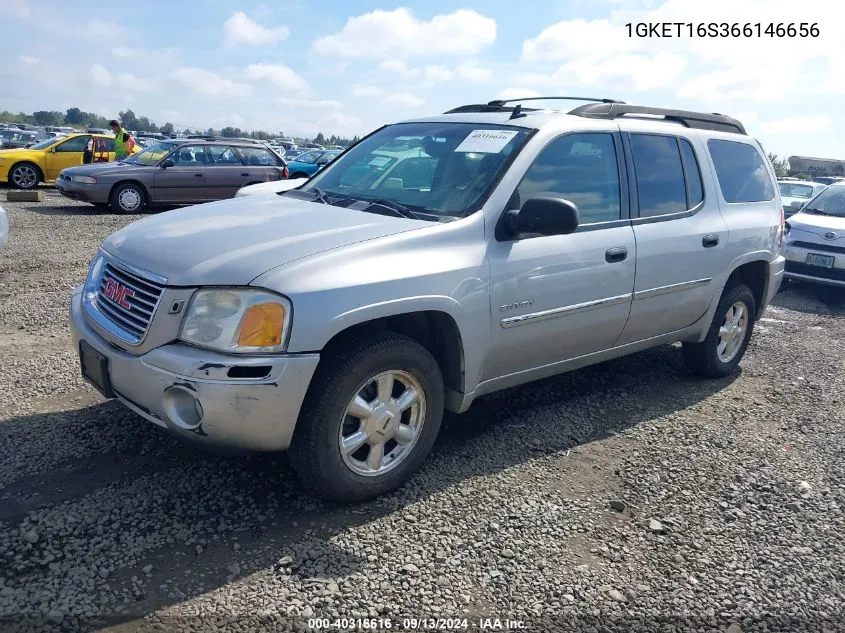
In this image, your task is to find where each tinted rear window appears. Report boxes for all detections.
[707,139,774,203]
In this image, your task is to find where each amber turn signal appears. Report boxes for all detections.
[236,302,285,347]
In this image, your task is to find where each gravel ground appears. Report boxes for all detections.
[0,189,844,633]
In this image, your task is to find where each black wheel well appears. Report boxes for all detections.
[290,172,309,179]
[10,161,43,181]
[728,260,768,319]
[321,311,465,395]
[110,180,150,202]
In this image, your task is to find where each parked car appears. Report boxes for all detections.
[235,177,308,197]
[0,129,39,149]
[0,132,130,189]
[778,180,828,217]
[783,182,845,287]
[70,98,784,501]
[0,204,8,249]
[57,139,289,213]
[286,149,341,178]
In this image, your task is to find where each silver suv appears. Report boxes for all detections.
[70,97,786,501]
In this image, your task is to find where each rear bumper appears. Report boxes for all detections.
[69,286,320,451]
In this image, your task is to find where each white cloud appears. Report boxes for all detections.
[760,116,832,135]
[313,8,496,59]
[90,64,112,86]
[556,52,686,92]
[678,66,785,102]
[276,97,343,110]
[456,60,492,82]
[88,20,119,37]
[349,84,384,98]
[385,93,425,108]
[424,65,453,82]
[20,55,39,65]
[378,60,420,79]
[496,88,543,100]
[243,63,310,94]
[111,46,178,65]
[0,0,30,17]
[223,11,289,46]
[522,18,630,62]
[169,67,251,97]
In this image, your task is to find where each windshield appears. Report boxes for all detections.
[122,141,178,165]
[300,122,530,219]
[801,186,845,217]
[779,183,815,199]
[28,137,60,150]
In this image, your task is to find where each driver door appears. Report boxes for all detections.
[152,144,207,203]
[44,135,91,180]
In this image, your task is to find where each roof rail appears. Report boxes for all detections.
[443,103,541,114]
[568,102,746,135]
[444,96,624,117]
[486,96,625,107]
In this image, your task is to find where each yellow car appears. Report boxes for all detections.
[0,133,138,190]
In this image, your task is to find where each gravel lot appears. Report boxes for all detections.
[1,190,844,633]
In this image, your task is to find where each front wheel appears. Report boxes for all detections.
[682,283,756,378]
[289,332,445,502]
[109,183,145,214]
[9,163,41,190]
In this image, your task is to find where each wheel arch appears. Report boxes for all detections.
[109,179,151,203]
[9,161,44,186]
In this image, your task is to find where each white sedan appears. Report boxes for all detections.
[783,182,845,287]
[234,177,308,198]
[0,204,8,249]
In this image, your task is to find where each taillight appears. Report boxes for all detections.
[777,207,785,248]
[283,166,289,178]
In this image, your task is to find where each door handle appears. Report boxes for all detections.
[605,247,628,263]
[702,234,719,248]
[241,173,249,177]
[194,173,203,177]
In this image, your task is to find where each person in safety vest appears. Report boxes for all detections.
[109,119,135,160]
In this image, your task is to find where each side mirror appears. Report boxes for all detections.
[160,158,174,168]
[50,147,57,153]
[502,197,580,238]
[790,200,803,210]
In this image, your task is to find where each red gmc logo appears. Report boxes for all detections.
[103,278,135,310]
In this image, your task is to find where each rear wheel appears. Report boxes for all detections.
[289,332,445,502]
[109,182,145,214]
[9,163,41,190]
[682,283,756,378]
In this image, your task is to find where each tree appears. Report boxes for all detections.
[161,122,174,135]
[118,109,139,131]
[314,132,326,145]
[32,110,64,126]
[65,107,84,125]
[768,152,790,178]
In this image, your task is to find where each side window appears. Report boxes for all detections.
[515,133,621,224]
[101,138,116,152]
[207,145,244,165]
[170,145,207,165]
[630,134,686,217]
[679,138,703,207]
[239,147,281,166]
[55,136,90,152]
[707,139,775,203]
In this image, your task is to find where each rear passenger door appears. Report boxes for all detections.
[615,131,729,345]
[205,144,249,200]
[237,146,287,186]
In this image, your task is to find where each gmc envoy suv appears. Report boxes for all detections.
[70,98,786,501]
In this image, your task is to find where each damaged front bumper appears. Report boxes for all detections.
[70,286,320,451]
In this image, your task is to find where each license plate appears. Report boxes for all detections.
[806,253,835,268]
[79,340,115,398]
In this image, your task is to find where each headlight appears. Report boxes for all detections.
[179,288,291,353]
[83,252,106,301]
[73,176,97,184]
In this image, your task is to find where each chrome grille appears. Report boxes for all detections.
[94,261,165,342]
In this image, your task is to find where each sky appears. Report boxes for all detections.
[0,0,842,158]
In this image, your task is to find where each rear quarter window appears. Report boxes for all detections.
[707,139,775,203]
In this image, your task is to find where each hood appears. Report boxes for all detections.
[788,212,845,245]
[101,194,427,286]
[235,178,308,197]
[61,162,139,177]
[0,147,37,157]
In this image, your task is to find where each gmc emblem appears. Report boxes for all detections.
[103,278,135,310]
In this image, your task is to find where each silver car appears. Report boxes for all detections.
[783,182,845,287]
[70,98,784,501]
[0,204,8,249]
[778,179,828,218]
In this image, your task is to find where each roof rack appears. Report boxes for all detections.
[486,96,625,107]
[568,102,746,135]
[444,96,624,116]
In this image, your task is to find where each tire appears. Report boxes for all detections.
[289,332,445,502]
[290,172,309,179]
[682,282,756,378]
[9,163,41,190]
[109,182,145,214]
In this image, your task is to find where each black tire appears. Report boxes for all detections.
[289,332,445,502]
[9,162,42,190]
[290,172,309,179]
[109,182,146,214]
[682,282,756,378]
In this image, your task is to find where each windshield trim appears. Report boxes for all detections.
[123,142,179,166]
[301,122,537,220]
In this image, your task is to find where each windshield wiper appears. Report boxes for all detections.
[802,207,830,215]
[359,198,424,220]
[311,187,330,204]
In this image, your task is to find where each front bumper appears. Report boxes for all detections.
[70,287,320,451]
[784,242,845,288]
[55,178,110,203]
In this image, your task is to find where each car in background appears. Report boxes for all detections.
[811,176,845,186]
[0,132,131,189]
[783,182,845,288]
[0,204,8,250]
[0,129,38,149]
[286,149,341,178]
[235,177,308,197]
[56,138,290,213]
[778,180,828,217]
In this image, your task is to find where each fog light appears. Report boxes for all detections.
[162,385,204,430]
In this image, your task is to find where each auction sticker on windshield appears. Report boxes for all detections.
[455,129,519,153]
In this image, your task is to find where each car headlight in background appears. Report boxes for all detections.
[73,176,97,184]
[179,288,291,353]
